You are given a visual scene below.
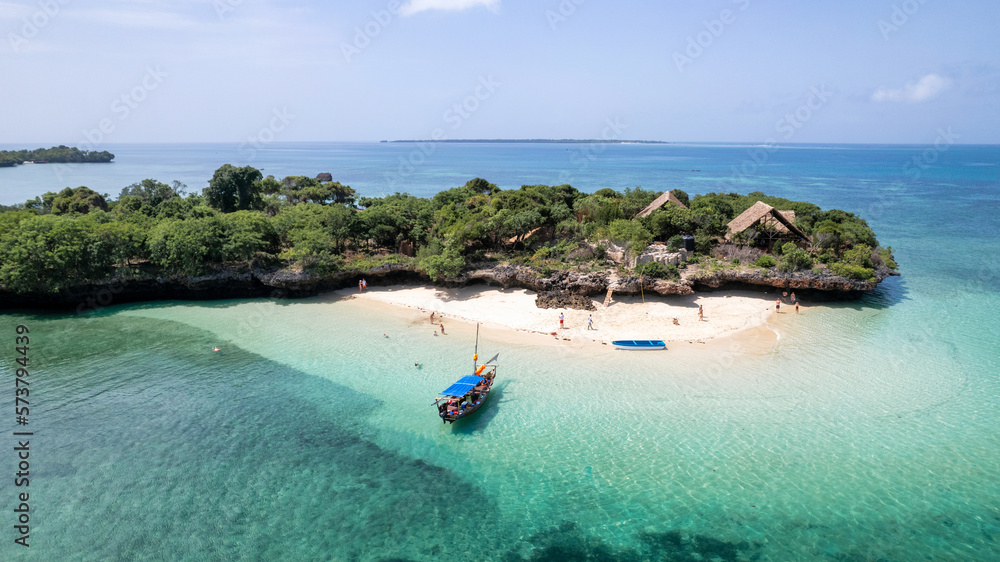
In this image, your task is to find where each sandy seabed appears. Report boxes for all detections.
[333,284,803,350]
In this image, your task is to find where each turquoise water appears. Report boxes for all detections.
[1,143,999,560]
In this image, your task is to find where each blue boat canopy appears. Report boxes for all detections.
[439,375,484,397]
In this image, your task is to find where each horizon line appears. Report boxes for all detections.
[2,140,998,148]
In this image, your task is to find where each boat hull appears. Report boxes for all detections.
[440,391,490,423]
[612,339,666,350]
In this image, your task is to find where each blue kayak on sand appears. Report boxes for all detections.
[612,340,666,350]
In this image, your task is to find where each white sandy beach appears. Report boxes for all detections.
[336,284,795,346]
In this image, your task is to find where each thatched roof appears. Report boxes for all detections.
[636,191,687,218]
[507,226,544,245]
[726,201,810,242]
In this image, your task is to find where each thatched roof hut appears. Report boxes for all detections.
[636,191,687,218]
[726,201,810,243]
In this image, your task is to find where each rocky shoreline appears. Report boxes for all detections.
[1,262,898,312]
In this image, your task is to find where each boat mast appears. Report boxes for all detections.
[473,323,480,372]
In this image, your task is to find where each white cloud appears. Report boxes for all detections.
[872,73,952,103]
[400,0,500,17]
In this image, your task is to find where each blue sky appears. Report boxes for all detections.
[1,0,998,144]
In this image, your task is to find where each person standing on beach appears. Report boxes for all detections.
[790,292,797,304]
[587,315,594,330]
[362,278,367,291]
[358,280,363,293]
[559,312,565,329]
[698,304,704,321]
[795,302,800,313]
[430,311,435,323]
[439,323,445,334]
[775,299,781,312]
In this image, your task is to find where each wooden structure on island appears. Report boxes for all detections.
[725,201,811,249]
[636,191,687,218]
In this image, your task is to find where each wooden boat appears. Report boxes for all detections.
[434,326,498,424]
[612,339,666,350]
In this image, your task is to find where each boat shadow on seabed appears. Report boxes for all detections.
[449,380,511,435]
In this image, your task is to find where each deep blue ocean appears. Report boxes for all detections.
[1,142,998,560]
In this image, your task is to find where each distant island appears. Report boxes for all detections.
[0,145,115,167]
[0,167,898,309]
[384,139,670,144]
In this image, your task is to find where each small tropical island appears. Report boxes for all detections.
[0,164,898,309]
[0,145,115,167]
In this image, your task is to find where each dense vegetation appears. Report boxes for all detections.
[0,146,115,167]
[0,165,896,294]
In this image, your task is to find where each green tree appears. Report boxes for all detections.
[669,189,690,207]
[119,179,184,207]
[419,246,465,281]
[271,203,356,271]
[636,261,679,279]
[646,204,696,241]
[278,229,343,275]
[619,187,658,218]
[755,255,777,268]
[219,211,278,266]
[608,219,652,253]
[0,214,113,292]
[464,177,499,195]
[777,242,813,272]
[95,220,147,268]
[148,217,226,275]
[50,186,108,215]
[357,193,433,247]
[268,175,358,207]
[204,164,263,212]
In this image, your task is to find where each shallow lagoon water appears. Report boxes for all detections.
[2,143,998,560]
